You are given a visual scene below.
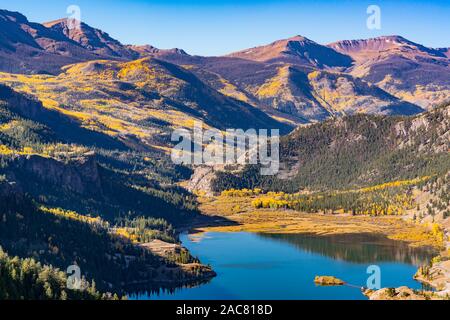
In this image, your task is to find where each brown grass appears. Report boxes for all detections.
[197,195,444,249]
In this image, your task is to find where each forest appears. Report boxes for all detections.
[212,103,450,193]
[0,84,213,298]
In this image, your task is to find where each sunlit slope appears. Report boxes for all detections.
[156,54,424,123]
[0,9,102,74]
[0,57,290,150]
[329,36,450,109]
[226,35,353,68]
[43,18,138,59]
[252,65,422,121]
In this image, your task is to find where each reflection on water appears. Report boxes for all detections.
[130,232,435,300]
[259,233,434,266]
[125,279,213,298]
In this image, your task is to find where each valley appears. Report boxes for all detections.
[181,176,450,299]
[194,192,444,250]
[0,7,449,300]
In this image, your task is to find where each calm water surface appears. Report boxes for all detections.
[134,232,434,300]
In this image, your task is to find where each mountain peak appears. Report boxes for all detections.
[43,18,189,60]
[43,18,137,59]
[226,35,352,68]
[127,45,188,57]
[375,35,408,42]
[42,17,69,27]
[284,35,311,42]
[329,35,446,60]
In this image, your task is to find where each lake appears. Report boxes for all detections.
[133,232,434,300]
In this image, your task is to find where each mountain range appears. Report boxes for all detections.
[0,8,449,299]
[1,9,449,128]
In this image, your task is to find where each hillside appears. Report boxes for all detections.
[0,10,183,75]
[0,83,201,221]
[0,247,109,300]
[0,57,289,152]
[226,35,353,68]
[43,18,138,59]
[0,180,214,295]
[0,83,218,294]
[157,55,423,123]
[329,36,450,109]
[212,103,450,192]
[250,65,422,121]
[153,36,426,123]
[0,10,102,74]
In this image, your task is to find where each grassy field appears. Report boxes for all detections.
[195,193,445,249]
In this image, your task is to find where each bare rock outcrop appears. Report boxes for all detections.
[7,153,102,195]
[185,166,217,196]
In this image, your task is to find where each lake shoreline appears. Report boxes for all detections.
[188,194,449,300]
[145,230,433,300]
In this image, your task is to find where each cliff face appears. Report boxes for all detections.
[5,153,102,195]
[185,166,217,196]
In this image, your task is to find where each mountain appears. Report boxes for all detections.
[0,10,184,74]
[226,35,353,68]
[1,8,449,299]
[126,44,188,57]
[156,54,422,122]
[0,56,290,150]
[329,36,450,109]
[239,64,422,121]
[0,9,102,74]
[0,9,442,123]
[0,83,216,294]
[43,18,138,59]
[43,19,189,61]
[150,35,425,122]
[329,36,446,64]
[212,102,450,192]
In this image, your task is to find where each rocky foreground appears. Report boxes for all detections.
[365,240,450,300]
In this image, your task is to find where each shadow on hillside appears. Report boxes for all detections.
[181,213,241,234]
[0,84,128,150]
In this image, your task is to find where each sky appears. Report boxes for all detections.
[1,0,449,56]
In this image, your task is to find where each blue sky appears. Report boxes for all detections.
[1,0,449,56]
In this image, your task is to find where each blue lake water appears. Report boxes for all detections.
[134,232,434,300]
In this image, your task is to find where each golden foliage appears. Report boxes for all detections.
[256,66,290,97]
[221,188,263,197]
[358,177,431,193]
[0,144,14,155]
[113,228,139,244]
[218,78,249,102]
[40,206,104,226]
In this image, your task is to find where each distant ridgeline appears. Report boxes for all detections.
[213,102,450,193]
